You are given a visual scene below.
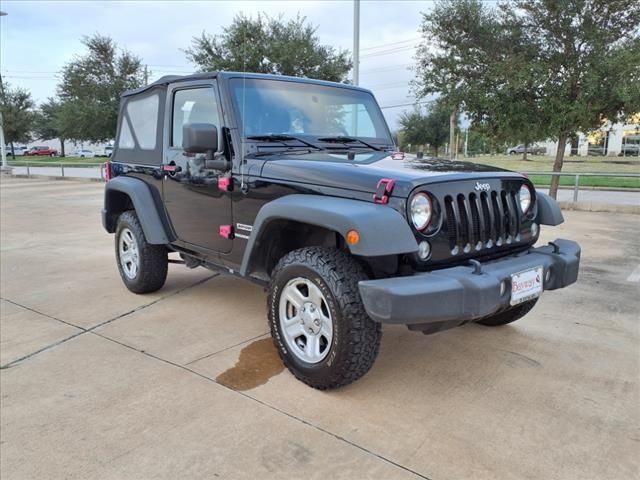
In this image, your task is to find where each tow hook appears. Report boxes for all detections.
[468,259,483,275]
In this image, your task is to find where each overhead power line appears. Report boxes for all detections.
[360,37,421,52]
[360,63,412,74]
[380,100,433,110]
[360,45,417,58]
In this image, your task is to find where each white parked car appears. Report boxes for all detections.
[72,149,96,158]
[95,146,114,157]
[5,145,29,156]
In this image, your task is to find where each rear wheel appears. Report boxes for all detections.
[50,152,55,157]
[115,211,168,294]
[268,247,382,390]
[476,299,538,326]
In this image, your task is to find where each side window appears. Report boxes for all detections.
[172,87,219,147]
[118,93,159,150]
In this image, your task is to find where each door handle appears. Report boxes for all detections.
[162,162,182,175]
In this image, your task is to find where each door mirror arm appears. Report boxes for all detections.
[204,151,231,171]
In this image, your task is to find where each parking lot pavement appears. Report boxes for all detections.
[1,176,639,479]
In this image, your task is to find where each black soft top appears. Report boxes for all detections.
[121,71,371,98]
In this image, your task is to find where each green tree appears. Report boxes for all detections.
[414,0,640,197]
[58,34,145,143]
[185,13,352,82]
[0,83,36,157]
[399,101,451,156]
[34,98,69,156]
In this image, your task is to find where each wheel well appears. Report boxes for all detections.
[248,220,343,280]
[104,190,134,232]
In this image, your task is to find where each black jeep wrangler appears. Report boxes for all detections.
[102,72,580,389]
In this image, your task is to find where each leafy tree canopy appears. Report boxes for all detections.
[414,0,640,197]
[34,98,71,156]
[58,34,145,143]
[185,13,352,82]
[399,101,451,156]
[0,83,36,146]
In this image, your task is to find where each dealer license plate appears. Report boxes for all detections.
[510,266,543,306]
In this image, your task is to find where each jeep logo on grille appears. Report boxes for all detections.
[474,182,491,192]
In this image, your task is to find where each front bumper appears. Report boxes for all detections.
[358,239,580,324]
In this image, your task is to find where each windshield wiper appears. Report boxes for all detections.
[246,134,324,151]
[316,136,384,151]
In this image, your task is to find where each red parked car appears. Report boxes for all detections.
[27,146,58,157]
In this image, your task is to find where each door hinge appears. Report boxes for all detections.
[218,176,233,191]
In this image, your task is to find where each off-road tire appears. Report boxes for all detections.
[476,298,539,326]
[268,247,382,390]
[115,210,168,294]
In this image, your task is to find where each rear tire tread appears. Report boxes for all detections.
[115,210,168,294]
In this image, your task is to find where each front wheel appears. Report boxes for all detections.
[476,299,538,326]
[50,153,56,157]
[115,211,168,294]
[268,247,382,390]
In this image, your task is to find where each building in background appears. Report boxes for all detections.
[542,116,640,157]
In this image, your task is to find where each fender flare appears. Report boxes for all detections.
[103,176,171,244]
[240,194,418,276]
[535,191,564,226]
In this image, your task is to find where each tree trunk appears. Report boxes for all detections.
[435,146,439,157]
[523,142,528,161]
[9,142,15,160]
[449,107,457,160]
[60,138,66,157]
[549,133,568,199]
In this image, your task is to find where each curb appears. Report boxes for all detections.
[558,201,640,214]
[7,174,104,183]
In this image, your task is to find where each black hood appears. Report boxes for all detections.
[259,151,524,198]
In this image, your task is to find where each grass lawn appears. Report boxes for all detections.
[8,155,104,166]
[466,154,640,189]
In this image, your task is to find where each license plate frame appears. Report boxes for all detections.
[510,266,544,306]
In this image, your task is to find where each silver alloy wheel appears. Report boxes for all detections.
[279,277,333,364]
[118,227,140,280]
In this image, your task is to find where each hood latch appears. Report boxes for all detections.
[373,178,396,205]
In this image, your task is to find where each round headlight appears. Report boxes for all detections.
[519,184,532,214]
[410,193,432,231]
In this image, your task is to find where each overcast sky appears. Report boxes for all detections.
[1,0,433,130]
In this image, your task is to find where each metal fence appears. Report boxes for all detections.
[523,171,640,202]
[6,163,640,203]
[9,161,104,180]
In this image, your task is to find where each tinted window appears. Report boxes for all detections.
[119,93,159,150]
[172,87,219,147]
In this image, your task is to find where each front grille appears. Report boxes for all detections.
[443,190,520,254]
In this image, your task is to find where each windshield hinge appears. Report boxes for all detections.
[373,178,396,205]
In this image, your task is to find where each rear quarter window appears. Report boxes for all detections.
[118,93,160,150]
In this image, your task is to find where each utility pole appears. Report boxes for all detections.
[144,65,149,85]
[353,0,360,86]
[0,11,8,171]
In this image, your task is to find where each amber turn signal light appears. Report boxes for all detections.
[346,230,360,245]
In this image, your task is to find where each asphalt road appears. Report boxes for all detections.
[1,176,639,479]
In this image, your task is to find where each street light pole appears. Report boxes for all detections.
[0,11,7,171]
[353,0,360,86]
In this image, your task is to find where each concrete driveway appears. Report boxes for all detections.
[1,176,638,479]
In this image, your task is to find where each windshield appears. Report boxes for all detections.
[230,78,393,146]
